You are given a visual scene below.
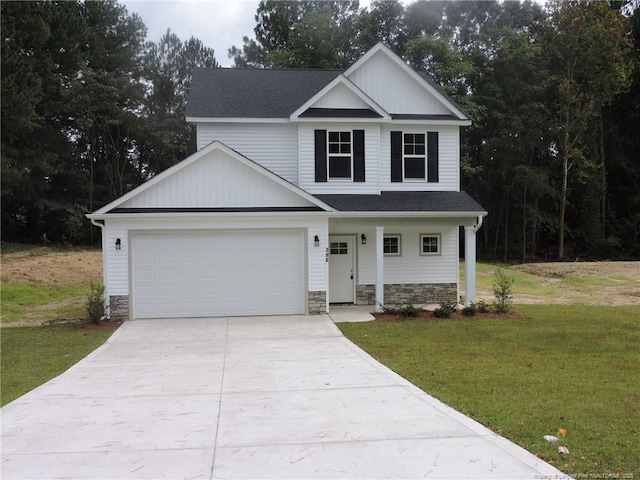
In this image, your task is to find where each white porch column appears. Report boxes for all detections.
[464,225,476,307]
[375,226,384,312]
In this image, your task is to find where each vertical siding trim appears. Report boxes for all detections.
[314,130,327,182]
[427,131,439,183]
[353,129,365,182]
[390,131,403,182]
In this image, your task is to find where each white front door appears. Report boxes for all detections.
[329,236,355,303]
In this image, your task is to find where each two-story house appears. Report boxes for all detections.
[88,43,486,321]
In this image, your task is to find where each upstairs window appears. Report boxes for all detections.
[391,131,439,183]
[328,131,352,179]
[314,130,365,183]
[404,133,426,179]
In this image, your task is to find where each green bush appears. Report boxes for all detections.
[399,303,419,318]
[86,283,105,324]
[433,301,457,318]
[493,268,514,313]
[462,305,477,316]
[475,299,490,313]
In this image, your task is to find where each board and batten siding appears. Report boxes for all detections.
[196,123,298,183]
[329,219,458,285]
[103,216,328,301]
[120,149,313,209]
[347,51,453,116]
[379,124,460,191]
[310,83,371,109]
[299,123,380,194]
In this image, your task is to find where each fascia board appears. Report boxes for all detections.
[185,117,289,124]
[392,119,472,126]
[292,117,391,124]
[289,74,390,120]
[86,211,332,221]
[345,43,470,122]
[328,211,488,218]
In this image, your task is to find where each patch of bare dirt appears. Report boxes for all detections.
[512,261,640,281]
[475,261,640,306]
[1,247,102,287]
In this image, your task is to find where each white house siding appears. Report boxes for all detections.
[299,123,380,194]
[195,123,298,183]
[347,51,453,116]
[103,215,328,304]
[329,218,459,286]
[310,83,371,109]
[379,124,460,191]
[120,149,313,209]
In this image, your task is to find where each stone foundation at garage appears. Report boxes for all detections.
[356,283,457,306]
[308,291,327,314]
[109,295,129,321]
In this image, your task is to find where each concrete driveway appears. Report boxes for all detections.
[1,315,565,479]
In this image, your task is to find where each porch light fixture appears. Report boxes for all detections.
[115,238,121,250]
[361,234,367,245]
[314,235,320,247]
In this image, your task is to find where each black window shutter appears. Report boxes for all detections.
[391,131,402,182]
[427,131,439,182]
[314,130,327,182]
[353,130,365,182]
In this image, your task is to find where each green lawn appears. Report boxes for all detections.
[1,283,90,323]
[338,305,640,477]
[1,325,118,406]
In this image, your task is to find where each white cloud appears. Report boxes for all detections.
[121,0,260,67]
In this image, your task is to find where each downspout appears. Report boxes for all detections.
[474,215,484,234]
[90,218,109,317]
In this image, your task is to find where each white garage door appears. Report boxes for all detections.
[131,230,305,318]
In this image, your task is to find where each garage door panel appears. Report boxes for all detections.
[132,230,305,318]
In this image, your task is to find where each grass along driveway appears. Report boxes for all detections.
[1,323,119,406]
[338,305,640,477]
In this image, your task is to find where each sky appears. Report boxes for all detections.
[121,0,262,67]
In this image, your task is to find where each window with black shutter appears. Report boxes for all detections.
[315,129,366,182]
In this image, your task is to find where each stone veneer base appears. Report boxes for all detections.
[109,295,130,321]
[356,283,457,306]
[308,291,327,314]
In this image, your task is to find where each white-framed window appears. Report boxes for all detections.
[403,133,426,180]
[328,131,352,179]
[330,241,348,255]
[420,234,441,255]
[383,234,401,256]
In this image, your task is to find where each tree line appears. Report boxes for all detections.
[2,0,639,260]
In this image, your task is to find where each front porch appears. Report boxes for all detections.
[326,216,483,311]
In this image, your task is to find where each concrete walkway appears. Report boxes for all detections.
[1,315,566,479]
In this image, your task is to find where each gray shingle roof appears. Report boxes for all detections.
[186,67,471,120]
[316,191,486,213]
[186,68,342,118]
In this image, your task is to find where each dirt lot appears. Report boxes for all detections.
[1,247,102,287]
[475,261,640,306]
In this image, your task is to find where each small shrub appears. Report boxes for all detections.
[86,282,106,324]
[462,304,477,316]
[493,268,514,313]
[432,301,457,318]
[475,299,490,313]
[399,303,419,318]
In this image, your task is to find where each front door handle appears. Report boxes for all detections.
[350,274,354,279]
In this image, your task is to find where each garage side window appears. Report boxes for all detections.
[383,235,401,256]
[420,234,440,255]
